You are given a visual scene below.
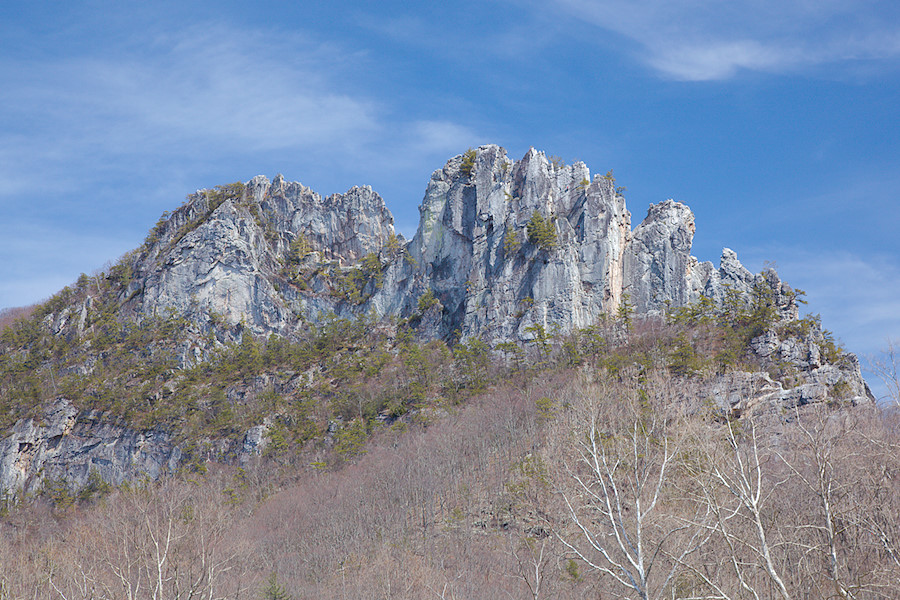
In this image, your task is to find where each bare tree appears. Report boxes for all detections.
[553,376,712,600]
[691,417,793,600]
[773,408,862,599]
[507,534,552,600]
[869,338,900,404]
[37,476,253,600]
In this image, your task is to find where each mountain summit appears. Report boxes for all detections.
[0,145,873,499]
[114,145,790,346]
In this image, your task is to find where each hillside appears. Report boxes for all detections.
[0,145,889,599]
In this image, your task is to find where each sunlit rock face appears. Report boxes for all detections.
[407,146,788,344]
[127,175,398,340]
[113,144,785,347]
[1,144,874,498]
[0,399,180,497]
[409,145,632,343]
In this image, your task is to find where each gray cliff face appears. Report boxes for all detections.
[0,399,181,498]
[110,144,786,346]
[0,398,273,498]
[122,175,398,340]
[708,355,873,418]
[246,175,395,264]
[625,200,701,313]
[410,146,632,343]
[3,144,872,497]
[408,146,792,343]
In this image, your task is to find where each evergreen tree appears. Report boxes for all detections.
[261,572,291,600]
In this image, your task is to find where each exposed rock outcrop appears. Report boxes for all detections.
[1,144,874,498]
[0,398,275,499]
[111,145,791,346]
[0,399,180,498]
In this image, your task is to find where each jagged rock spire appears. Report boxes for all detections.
[113,144,793,345]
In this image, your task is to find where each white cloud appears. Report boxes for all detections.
[647,40,791,81]
[0,26,379,159]
[0,22,483,197]
[550,0,900,80]
[0,20,485,309]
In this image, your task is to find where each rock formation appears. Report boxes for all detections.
[0,144,875,499]
[111,145,798,346]
[0,399,180,498]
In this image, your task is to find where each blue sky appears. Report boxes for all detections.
[2,1,899,394]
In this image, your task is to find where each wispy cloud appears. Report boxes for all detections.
[0,22,482,195]
[353,9,563,62]
[0,25,378,168]
[550,0,900,80]
[0,20,482,309]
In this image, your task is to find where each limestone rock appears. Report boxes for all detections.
[125,176,398,339]
[625,200,698,314]
[240,423,269,464]
[3,144,874,494]
[0,399,181,498]
[410,145,632,344]
[98,145,784,349]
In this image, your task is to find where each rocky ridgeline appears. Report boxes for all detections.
[0,145,873,498]
[118,145,794,343]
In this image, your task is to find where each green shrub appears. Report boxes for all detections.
[503,228,520,255]
[361,252,384,284]
[288,234,311,263]
[616,295,634,331]
[331,253,384,304]
[526,211,557,251]
[460,148,477,177]
[385,232,401,256]
[335,419,368,459]
[417,289,439,313]
[821,328,845,364]
[261,572,291,600]
[667,334,706,377]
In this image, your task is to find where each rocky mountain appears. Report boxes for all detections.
[0,145,874,500]
[109,145,789,343]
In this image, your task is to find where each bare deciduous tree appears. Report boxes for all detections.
[507,534,552,600]
[554,376,712,600]
[693,418,793,600]
[869,338,900,404]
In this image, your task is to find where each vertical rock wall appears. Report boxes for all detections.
[109,144,788,345]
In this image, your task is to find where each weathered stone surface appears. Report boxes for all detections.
[0,399,181,498]
[127,175,398,339]
[3,144,874,494]
[0,398,276,497]
[409,146,632,343]
[406,146,802,344]
[106,144,789,348]
[625,200,698,314]
[240,423,269,465]
[707,371,786,416]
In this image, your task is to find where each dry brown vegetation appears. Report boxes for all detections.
[2,362,900,599]
[0,306,37,332]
